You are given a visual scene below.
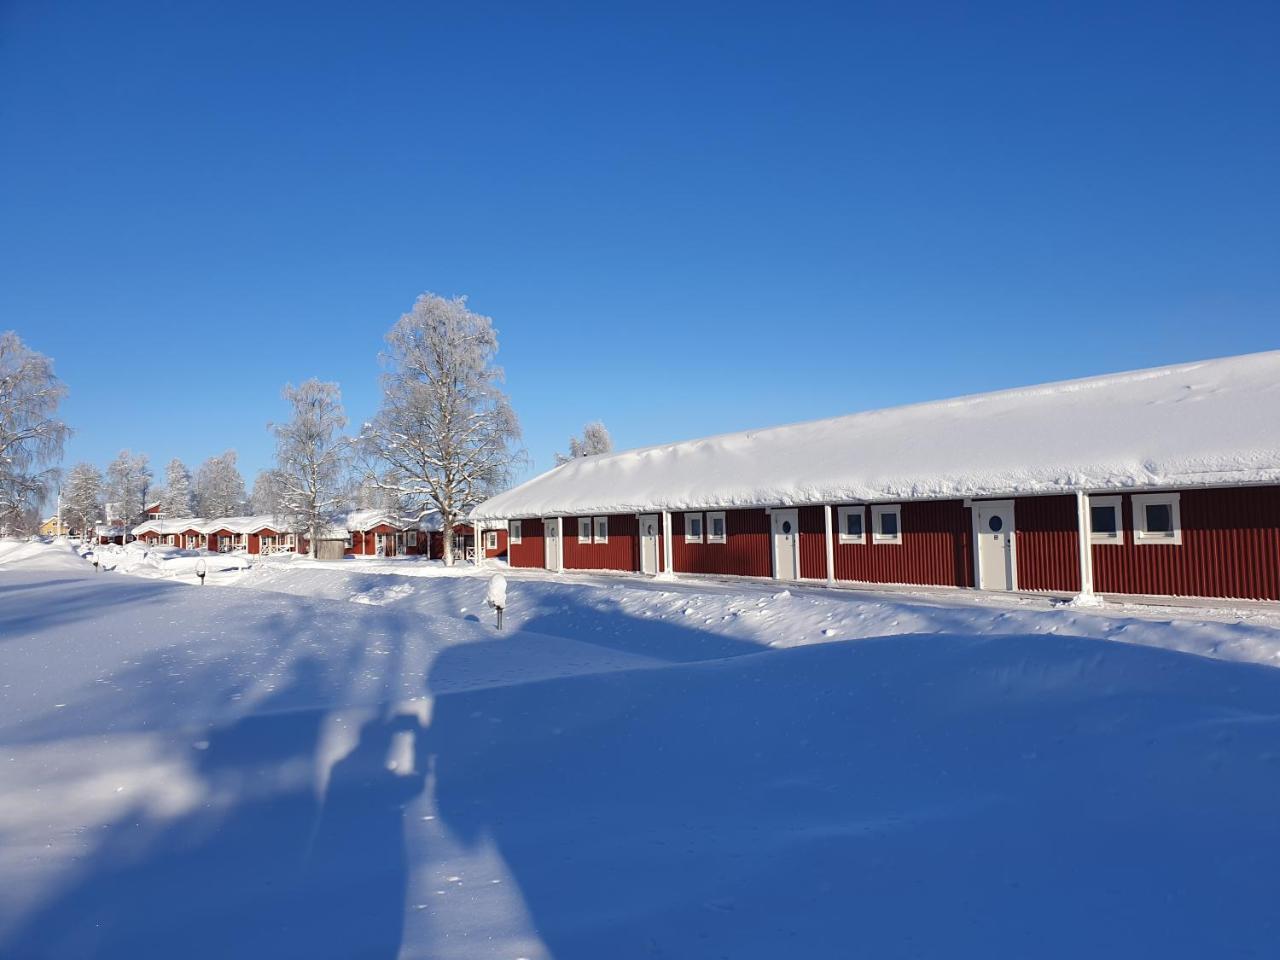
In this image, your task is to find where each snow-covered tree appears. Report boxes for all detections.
[0,332,70,534]
[249,469,284,514]
[105,450,152,530]
[194,450,246,518]
[555,420,613,465]
[359,293,522,565]
[62,462,104,536]
[158,458,194,517]
[270,379,351,557]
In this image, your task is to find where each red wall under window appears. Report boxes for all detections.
[508,518,546,568]
[673,508,771,577]
[1094,486,1280,600]
[562,514,640,571]
[826,500,973,588]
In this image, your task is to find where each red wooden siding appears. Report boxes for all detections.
[1094,486,1280,601]
[673,508,771,577]
[508,518,545,568]
[798,506,828,579]
[1014,495,1082,593]
[563,514,640,572]
[831,500,973,588]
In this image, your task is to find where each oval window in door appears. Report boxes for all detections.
[782,521,792,534]
[988,515,1003,532]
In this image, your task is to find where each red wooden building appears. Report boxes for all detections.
[478,352,1280,603]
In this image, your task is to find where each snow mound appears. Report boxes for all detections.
[0,537,89,573]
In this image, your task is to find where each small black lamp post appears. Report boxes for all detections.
[195,557,207,586]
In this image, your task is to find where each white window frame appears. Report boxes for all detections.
[706,511,726,544]
[486,530,499,550]
[509,520,522,544]
[593,516,608,544]
[1088,495,1124,545]
[683,512,704,544]
[1132,492,1182,545]
[578,517,593,543]
[837,506,866,544]
[871,504,902,545]
[344,533,353,548]
[407,530,418,547]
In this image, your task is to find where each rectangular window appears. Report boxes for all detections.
[509,520,522,544]
[344,534,353,548]
[684,512,703,543]
[578,517,593,543]
[1089,496,1123,545]
[407,531,418,547]
[486,530,498,550]
[871,504,902,545]
[1133,493,1182,545]
[837,506,865,544]
[593,516,608,544]
[706,511,726,543]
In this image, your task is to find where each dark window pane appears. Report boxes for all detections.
[846,512,862,536]
[1091,505,1117,535]
[1145,503,1173,534]
[712,517,725,538]
[880,511,898,537]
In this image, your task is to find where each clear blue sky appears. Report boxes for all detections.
[3,1,1278,492]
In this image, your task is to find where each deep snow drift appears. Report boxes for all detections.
[2,540,1279,959]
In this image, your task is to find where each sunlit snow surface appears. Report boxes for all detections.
[2,540,1279,959]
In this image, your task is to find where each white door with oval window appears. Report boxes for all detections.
[975,500,1016,591]
[543,518,562,571]
[772,509,799,581]
[638,514,660,575]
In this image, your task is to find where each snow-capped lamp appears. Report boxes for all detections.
[195,557,208,586]
[486,573,507,631]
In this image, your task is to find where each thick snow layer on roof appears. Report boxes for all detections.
[197,515,290,534]
[131,518,205,536]
[346,509,442,531]
[474,351,1280,520]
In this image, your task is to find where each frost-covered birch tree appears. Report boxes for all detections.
[158,458,194,517]
[105,451,152,530]
[360,293,522,565]
[270,379,351,557]
[0,332,70,534]
[555,420,613,464]
[194,451,246,517]
[62,462,103,536]
[250,469,284,514]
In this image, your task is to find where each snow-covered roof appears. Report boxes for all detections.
[472,351,1280,520]
[198,515,291,534]
[132,518,204,536]
[346,509,442,532]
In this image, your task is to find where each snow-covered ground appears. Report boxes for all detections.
[2,539,1279,958]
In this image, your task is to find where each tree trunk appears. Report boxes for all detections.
[309,522,318,559]
[442,511,455,566]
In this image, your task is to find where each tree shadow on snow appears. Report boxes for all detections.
[3,654,426,960]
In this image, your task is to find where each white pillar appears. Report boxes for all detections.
[1076,491,1095,601]
[823,504,835,586]
[661,510,674,578]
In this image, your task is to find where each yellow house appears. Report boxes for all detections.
[39,516,70,536]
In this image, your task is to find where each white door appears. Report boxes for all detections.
[376,533,388,557]
[772,509,799,580]
[975,500,1016,591]
[639,514,660,574]
[543,518,561,571]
